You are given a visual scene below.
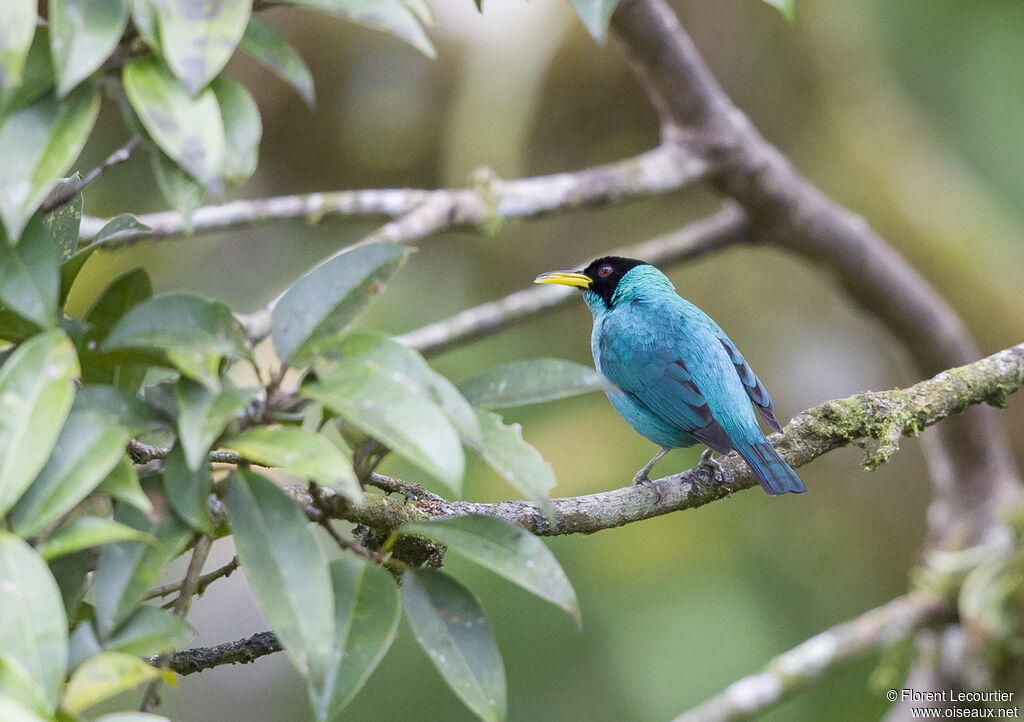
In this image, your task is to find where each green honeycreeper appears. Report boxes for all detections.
[535,256,806,496]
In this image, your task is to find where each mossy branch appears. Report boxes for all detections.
[300,342,1024,537]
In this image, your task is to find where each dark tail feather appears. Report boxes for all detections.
[736,441,807,496]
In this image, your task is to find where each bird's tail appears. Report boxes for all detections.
[735,441,807,496]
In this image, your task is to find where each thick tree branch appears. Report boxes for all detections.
[673,594,955,722]
[301,342,1024,537]
[166,631,282,676]
[399,204,751,355]
[78,143,704,243]
[609,0,1021,549]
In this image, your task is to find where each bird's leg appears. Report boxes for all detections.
[632,447,670,486]
[698,447,730,483]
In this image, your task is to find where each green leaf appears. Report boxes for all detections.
[49,551,93,621]
[402,569,506,722]
[570,0,619,44]
[100,292,248,388]
[0,84,100,240]
[38,517,155,561]
[240,15,315,108]
[96,455,152,515]
[280,0,435,58]
[123,57,225,192]
[401,515,579,623]
[318,331,481,445]
[0,213,60,329]
[225,469,335,689]
[131,0,161,51]
[303,361,464,495]
[222,426,363,505]
[0,532,68,711]
[0,654,51,718]
[761,0,795,20]
[211,75,261,185]
[62,651,165,713]
[271,241,411,365]
[81,269,154,391]
[40,175,84,260]
[8,387,130,537]
[93,499,193,638]
[312,555,400,721]
[105,606,192,658]
[0,694,49,722]
[154,0,252,95]
[174,377,254,469]
[0,0,35,93]
[150,148,205,229]
[162,443,213,534]
[59,215,153,304]
[0,29,54,116]
[49,0,131,96]
[458,358,613,409]
[0,330,78,517]
[470,409,555,515]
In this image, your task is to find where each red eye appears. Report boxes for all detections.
[598,264,613,278]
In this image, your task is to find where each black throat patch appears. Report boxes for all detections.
[581,256,649,308]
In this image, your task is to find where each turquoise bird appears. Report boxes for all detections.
[535,256,806,496]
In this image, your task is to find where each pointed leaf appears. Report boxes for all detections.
[60,215,154,303]
[0,532,68,710]
[38,517,155,561]
[271,241,411,365]
[279,0,435,58]
[93,499,193,638]
[151,148,205,229]
[0,330,78,516]
[10,390,132,537]
[403,569,506,722]
[303,361,464,495]
[0,694,48,722]
[761,0,795,20]
[0,29,53,116]
[0,84,100,240]
[100,292,248,387]
[174,377,254,470]
[211,75,261,185]
[225,469,335,688]
[40,175,84,260]
[313,555,400,721]
[105,606,192,658]
[96,455,152,514]
[162,443,213,534]
[62,652,165,713]
[402,515,579,623]
[318,331,480,445]
[470,409,555,515]
[81,269,153,391]
[49,0,131,96]
[458,358,613,409]
[131,0,161,51]
[123,57,225,192]
[222,426,363,504]
[0,0,35,94]
[0,213,60,328]
[570,0,619,44]
[49,550,93,621]
[154,0,252,95]
[240,15,315,108]
[0,654,51,718]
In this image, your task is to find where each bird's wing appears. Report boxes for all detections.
[598,320,734,454]
[712,330,783,433]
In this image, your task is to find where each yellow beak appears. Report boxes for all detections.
[533,270,592,289]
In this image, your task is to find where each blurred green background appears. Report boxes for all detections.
[73,0,1024,719]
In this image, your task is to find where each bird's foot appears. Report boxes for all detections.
[699,448,731,484]
[633,474,665,504]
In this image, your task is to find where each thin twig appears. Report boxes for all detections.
[78,143,704,243]
[673,594,955,722]
[42,137,139,213]
[398,204,751,355]
[144,557,240,601]
[141,535,213,712]
[306,483,383,563]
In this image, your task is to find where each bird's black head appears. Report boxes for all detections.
[580,256,649,307]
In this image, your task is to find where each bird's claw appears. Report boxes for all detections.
[633,474,665,504]
[699,448,731,484]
